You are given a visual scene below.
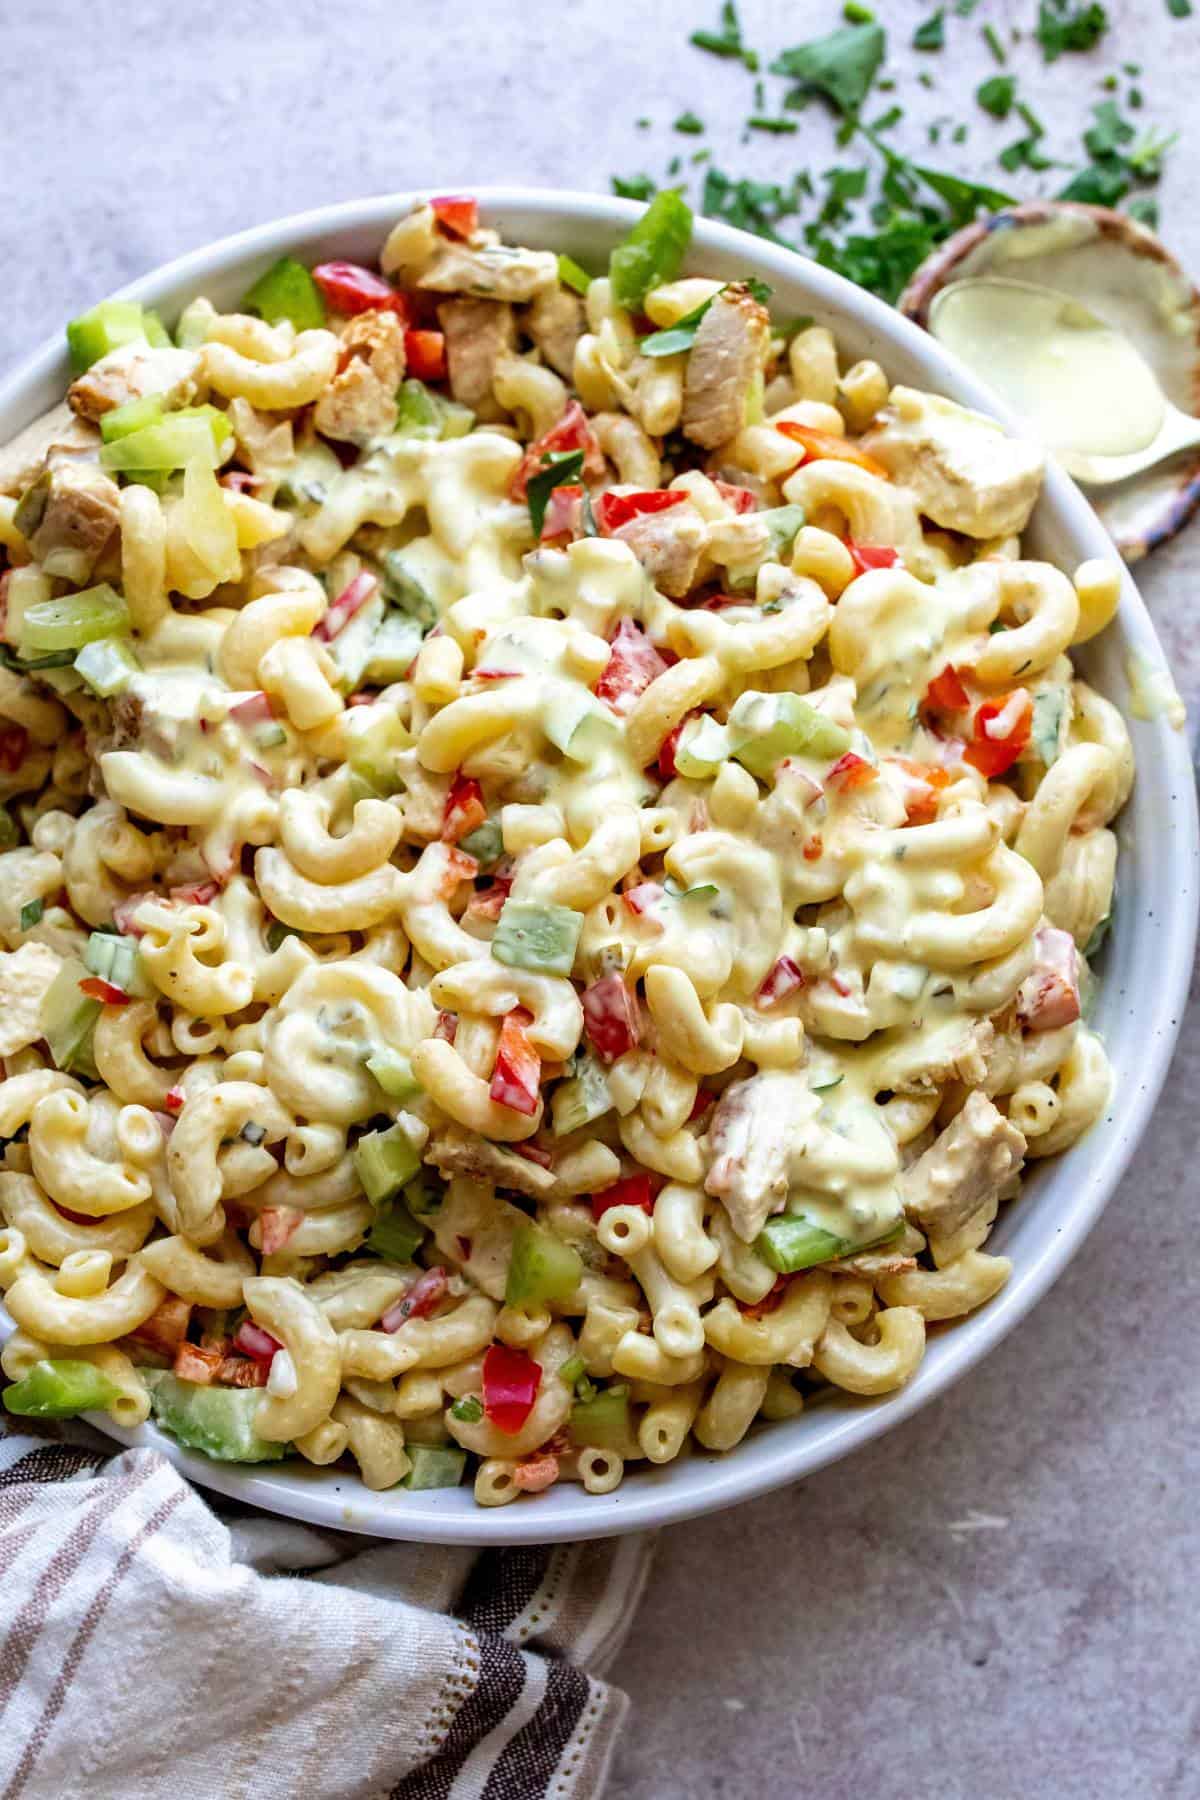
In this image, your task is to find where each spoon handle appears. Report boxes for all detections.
[1063,402,1200,487]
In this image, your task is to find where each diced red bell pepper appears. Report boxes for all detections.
[482,1342,542,1434]
[431,195,479,239]
[582,972,640,1061]
[510,400,605,500]
[924,664,971,713]
[714,480,758,514]
[774,421,889,478]
[595,489,685,535]
[441,771,487,844]
[217,1356,269,1388]
[621,881,664,916]
[256,1206,303,1254]
[79,976,130,1006]
[539,484,583,542]
[511,1139,554,1168]
[404,329,447,381]
[512,1451,560,1493]
[591,1172,661,1220]
[227,691,276,727]
[489,1008,541,1115]
[964,689,1032,777]
[164,1085,185,1116]
[129,1295,193,1357]
[888,756,951,826]
[112,893,152,936]
[756,955,807,1008]
[436,846,479,899]
[0,724,29,772]
[381,1266,450,1332]
[1017,925,1081,1031]
[826,751,878,792]
[657,712,697,780]
[845,542,899,576]
[312,261,409,320]
[312,571,377,643]
[172,1342,223,1386]
[232,1320,283,1367]
[595,618,668,714]
[170,880,220,907]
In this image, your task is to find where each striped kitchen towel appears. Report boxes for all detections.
[0,1420,653,1800]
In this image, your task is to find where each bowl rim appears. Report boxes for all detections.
[1,185,1195,1545]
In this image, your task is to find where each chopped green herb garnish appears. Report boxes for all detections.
[747,115,799,133]
[913,10,946,49]
[976,73,1016,116]
[1127,195,1159,227]
[450,1395,483,1423]
[557,253,593,295]
[770,22,887,115]
[674,110,705,134]
[611,173,657,201]
[844,1,875,18]
[1166,0,1192,14]
[527,450,585,537]
[982,22,1006,60]
[18,898,44,932]
[690,0,756,66]
[1036,0,1109,58]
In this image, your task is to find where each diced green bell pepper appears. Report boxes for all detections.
[3,1358,121,1419]
[99,406,230,474]
[21,584,130,655]
[354,1121,423,1204]
[99,394,166,443]
[146,1372,288,1462]
[366,1198,425,1263]
[66,300,153,374]
[729,690,851,778]
[40,956,101,1077]
[493,899,584,977]
[241,257,326,330]
[83,929,152,997]
[460,818,504,869]
[381,550,438,628]
[557,254,593,295]
[569,1388,633,1451]
[404,1444,468,1489]
[74,636,141,698]
[363,610,424,684]
[551,1053,612,1136]
[394,378,474,441]
[365,1047,422,1100]
[609,189,694,312]
[505,1221,583,1307]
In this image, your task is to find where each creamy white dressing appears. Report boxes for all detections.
[931,279,1166,458]
[1125,650,1186,730]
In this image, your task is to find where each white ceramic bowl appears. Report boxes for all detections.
[2,189,1195,1544]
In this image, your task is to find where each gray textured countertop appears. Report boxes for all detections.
[4,4,1198,1796]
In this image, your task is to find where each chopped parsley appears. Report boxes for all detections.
[674,110,705,134]
[976,73,1016,117]
[690,1,758,68]
[748,115,800,133]
[913,10,946,50]
[770,21,887,114]
[611,173,656,201]
[526,450,585,537]
[1166,0,1192,14]
[1036,0,1109,58]
[982,22,1007,61]
[18,898,43,932]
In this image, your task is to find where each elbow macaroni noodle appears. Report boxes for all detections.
[0,199,1140,1506]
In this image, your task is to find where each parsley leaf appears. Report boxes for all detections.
[1127,195,1159,226]
[611,174,656,201]
[1056,160,1131,204]
[527,451,584,537]
[640,277,773,357]
[976,73,1016,117]
[1166,0,1192,14]
[1036,0,1109,59]
[690,1,757,68]
[674,111,705,134]
[1083,98,1134,158]
[913,10,946,48]
[770,22,887,114]
[910,165,1016,224]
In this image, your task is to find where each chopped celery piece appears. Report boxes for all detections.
[19,898,44,932]
[609,190,694,311]
[366,1199,425,1262]
[505,1221,583,1307]
[326,588,386,692]
[673,714,733,780]
[40,956,101,1076]
[99,394,165,442]
[363,610,424,683]
[21,584,130,654]
[3,1358,121,1419]
[66,299,150,373]
[142,309,172,348]
[0,806,17,849]
[354,1121,423,1204]
[84,929,152,997]
[394,379,473,441]
[754,1209,903,1274]
[241,257,326,330]
[558,253,594,295]
[347,767,387,805]
[558,1354,586,1388]
[493,900,584,977]
[725,504,806,590]
[366,1047,422,1099]
[404,1172,443,1216]
[99,407,229,473]
[74,636,141,697]
[404,1444,467,1489]
[1031,687,1065,767]
[381,550,438,627]
[450,1395,483,1422]
[146,1371,288,1462]
[551,1053,612,1136]
[569,1389,633,1451]
[460,818,503,869]
[253,722,287,750]
[729,690,851,778]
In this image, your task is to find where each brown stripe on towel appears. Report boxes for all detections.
[480,1654,592,1800]
[390,1628,527,1800]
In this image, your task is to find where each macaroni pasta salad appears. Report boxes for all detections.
[0,192,1131,1506]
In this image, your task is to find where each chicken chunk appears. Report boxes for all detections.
[424,1165,539,1298]
[437,297,517,410]
[1016,925,1081,1031]
[524,285,585,379]
[899,1090,1025,1239]
[313,309,406,446]
[0,403,99,498]
[682,283,771,450]
[418,242,558,303]
[426,1126,557,1201]
[878,1018,996,1096]
[0,942,64,1057]
[13,452,121,582]
[705,1070,820,1243]
[615,502,708,599]
[67,344,202,421]
[864,387,1044,539]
